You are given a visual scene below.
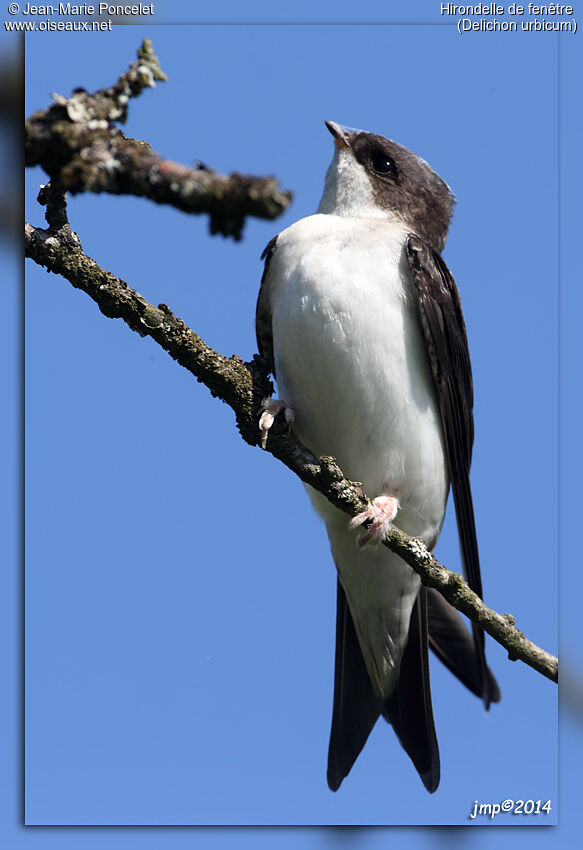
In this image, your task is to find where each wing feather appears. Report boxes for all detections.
[406,234,498,709]
[255,235,278,377]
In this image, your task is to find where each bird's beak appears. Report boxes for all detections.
[324,120,354,149]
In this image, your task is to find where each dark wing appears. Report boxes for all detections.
[427,588,501,703]
[406,234,498,709]
[255,235,278,377]
[328,581,440,793]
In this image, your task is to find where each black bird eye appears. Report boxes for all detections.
[370,153,396,178]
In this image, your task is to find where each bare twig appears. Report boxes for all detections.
[25,39,292,240]
[25,182,558,686]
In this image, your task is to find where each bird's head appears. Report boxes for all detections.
[318,121,454,253]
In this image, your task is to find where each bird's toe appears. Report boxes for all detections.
[259,398,295,449]
[349,495,399,547]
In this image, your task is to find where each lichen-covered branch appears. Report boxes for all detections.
[25,39,292,240]
[25,183,558,686]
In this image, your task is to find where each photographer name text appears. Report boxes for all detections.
[17,3,154,14]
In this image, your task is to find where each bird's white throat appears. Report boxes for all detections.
[317,146,399,221]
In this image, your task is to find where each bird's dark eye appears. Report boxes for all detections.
[370,153,396,178]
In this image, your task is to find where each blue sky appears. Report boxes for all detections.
[3,0,582,845]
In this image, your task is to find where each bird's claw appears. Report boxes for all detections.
[259,398,295,449]
[349,495,399,548]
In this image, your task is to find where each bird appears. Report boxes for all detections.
[255,120,500,793]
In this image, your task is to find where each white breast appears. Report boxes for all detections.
[269,213,449,696]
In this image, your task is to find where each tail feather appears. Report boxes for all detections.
[327,583,440,792]
[327,579,383,791]
[382,586,440,793]
[327,583,501,791]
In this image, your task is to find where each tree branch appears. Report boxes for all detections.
[25,39,292,240]
[25,181,558,686]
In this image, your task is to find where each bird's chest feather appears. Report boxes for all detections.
[270,215,447,526]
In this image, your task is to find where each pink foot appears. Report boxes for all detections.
[349,495,399,548]
[259,398,295,449]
